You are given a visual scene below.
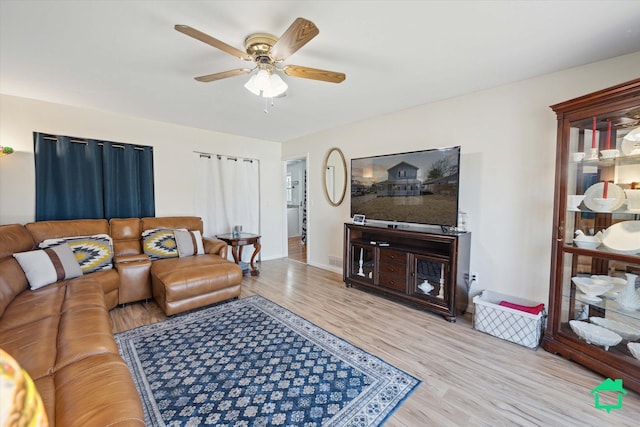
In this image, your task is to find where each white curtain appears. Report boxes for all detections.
[194,153,260,262]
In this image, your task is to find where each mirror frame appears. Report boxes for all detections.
[323,147,347,207]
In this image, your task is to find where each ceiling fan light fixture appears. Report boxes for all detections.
[254,69,271,90]
[263,74,288,98]
[245,69,288,98]
[243,74,261,96]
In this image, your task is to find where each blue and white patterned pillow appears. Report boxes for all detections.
[40,234,113,273]
[142,228,179,261]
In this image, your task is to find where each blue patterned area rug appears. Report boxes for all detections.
[115,295,420,426]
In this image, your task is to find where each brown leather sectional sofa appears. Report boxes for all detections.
[0,216,243,426]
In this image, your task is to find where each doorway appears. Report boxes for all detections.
[285,158,307,263]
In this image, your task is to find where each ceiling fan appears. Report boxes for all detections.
[175,17,346,98]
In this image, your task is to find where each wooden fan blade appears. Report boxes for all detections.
[271,18,319,61]
[283,65,346,83]
[195,68,252,82]
[175,25,251,60]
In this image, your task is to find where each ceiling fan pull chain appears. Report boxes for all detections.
[263,97,269,114]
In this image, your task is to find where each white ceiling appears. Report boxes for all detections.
[1,1,640,142]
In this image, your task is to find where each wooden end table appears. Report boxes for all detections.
[216,232,261,276]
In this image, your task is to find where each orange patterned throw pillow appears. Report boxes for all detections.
[0,348,49,426]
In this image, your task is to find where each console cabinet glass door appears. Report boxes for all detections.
[349,244,375,283]
[409,255,449,306]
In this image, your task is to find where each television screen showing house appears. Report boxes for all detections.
[351,146,460,227]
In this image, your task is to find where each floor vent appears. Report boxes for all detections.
[328,255,342,267]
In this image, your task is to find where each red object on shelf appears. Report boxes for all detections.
[606,121,612,149]
[603,180,609,198]
[592,117,597,148]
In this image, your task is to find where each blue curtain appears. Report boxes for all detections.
[34,133,154,221]
[102,141,155,219]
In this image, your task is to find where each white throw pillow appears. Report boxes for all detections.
[174,230,205,258]
[13,243,83,290]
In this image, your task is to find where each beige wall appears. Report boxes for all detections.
[282,51,640,305]
[2,52,639,304]
[0,95,284,260]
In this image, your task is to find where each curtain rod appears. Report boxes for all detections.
[194,151,257,163]
[41,135,151,151]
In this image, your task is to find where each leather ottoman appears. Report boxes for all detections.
[150,254,242,316]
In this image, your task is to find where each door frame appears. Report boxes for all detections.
[282,153,309,262]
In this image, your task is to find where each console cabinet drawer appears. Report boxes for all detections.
[378,262,407,276]
[378,273,407,292]
[379,249,406,265]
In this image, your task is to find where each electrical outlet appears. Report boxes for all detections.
[471,272,479,286]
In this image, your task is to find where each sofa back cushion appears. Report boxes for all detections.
[141,217,203,234]
[25,219,109,246]
[109,218,142,256]
[0,224,34,317]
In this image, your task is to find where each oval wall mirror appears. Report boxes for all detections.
[323,147,347,207]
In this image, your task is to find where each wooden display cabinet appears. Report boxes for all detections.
[543,78,640,393]
[343,223,471,322]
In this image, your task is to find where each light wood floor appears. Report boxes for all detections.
[287,236,307,263]
[110,259,640,426]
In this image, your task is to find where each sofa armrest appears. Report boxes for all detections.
[114,254,151,304]
[202,237,228,259]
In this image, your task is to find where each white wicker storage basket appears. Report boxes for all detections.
[473,290,546,349]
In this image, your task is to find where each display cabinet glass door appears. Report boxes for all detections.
[349,244,375,283]
[555,102,640,363]
[558,252,640,355]
[410,255,449,305]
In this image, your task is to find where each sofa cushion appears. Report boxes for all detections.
[175,229,205,257]
[142,216,203,234]
[40,234,114,273]
[109,218,142,256]
[54,353,145,427]
[25,219,109,247]
[0,285,66,332]
[55,305,119,371]
[0,315,60,380]
[142,228,179,260]
[13,244,82,290]
[0,224,34,259]
[0,258,30,319]
[0,224,36,318]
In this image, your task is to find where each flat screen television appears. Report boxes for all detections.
[350,146,461,228]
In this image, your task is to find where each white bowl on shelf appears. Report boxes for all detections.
[589,317,640,341]
[602,221,640,254]
[590,275,627,286]
[571,152,586,162]
[591,197,618,212]
[569,320,622,351]
[624,189,640,212]
[573,230,602,249]
[600,149,619,159]
[629,343,640,360]
[590,275,627,298]
[573,237,601,249]
[572,277,614,303]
